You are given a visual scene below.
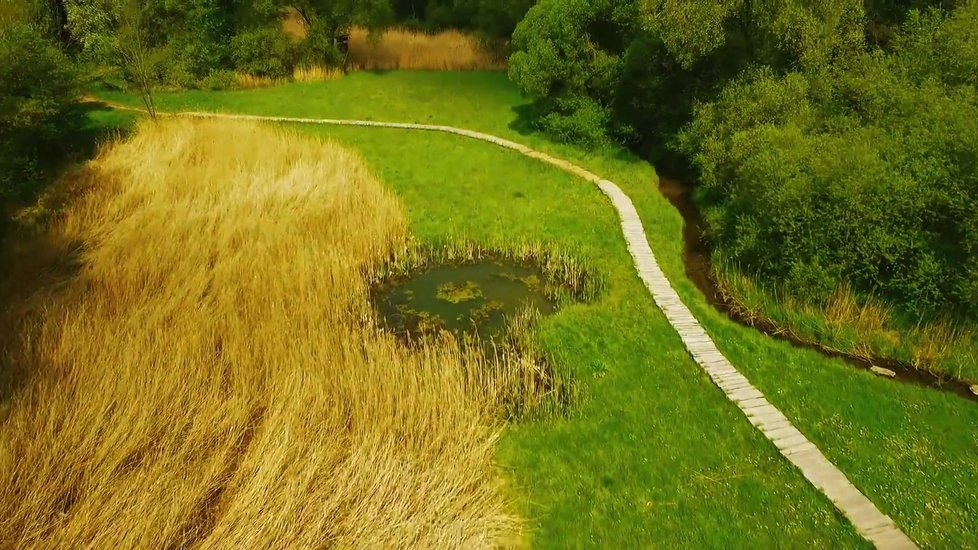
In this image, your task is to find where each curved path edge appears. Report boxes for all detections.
[104,104,917,549]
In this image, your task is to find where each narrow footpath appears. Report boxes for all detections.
[99,102,918,549]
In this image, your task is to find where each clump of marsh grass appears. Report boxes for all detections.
[375,240,605,305]
[230,65,343,90]
[347,27,506,71]
[232,72,286,89]
[0,119,532,547]
[370,241,601,421]
[292,64,344,83]
[713,256,978,382]
[485,308,583,420]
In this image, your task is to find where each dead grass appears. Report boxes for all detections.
[232,65,343,89]
[292,64,344,83]
[280,5,505,72]
[280,10,505,71]
[911,321,964,369]
[347,27,506,71]
[0,119,527,547]
[232,72,285,89]
[822,285,889,334]
[713,262,978,380]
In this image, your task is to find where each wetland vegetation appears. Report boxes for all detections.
[374,260,556,340]
[3,0,978,547]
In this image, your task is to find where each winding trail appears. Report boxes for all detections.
[102,104,917,548]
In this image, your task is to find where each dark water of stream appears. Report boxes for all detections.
[656,173,978,402]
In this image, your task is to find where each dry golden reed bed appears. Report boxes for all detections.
[0,119,521,548]
[234,64,344,89]
[280,11,504,71]
[347,27,505,71]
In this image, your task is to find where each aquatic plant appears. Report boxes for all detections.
[373,239,605,305]
[437,280,483,303]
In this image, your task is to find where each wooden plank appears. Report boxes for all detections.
[153,107,917,550]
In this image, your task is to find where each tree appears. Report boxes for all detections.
[677,2,978,316]
[508,0,642,146]
[65,0,158,116]
[0,23,80,206]
[471,0,537,38]
[152,0,234,82]
[864,0,957,45]
[508,0,864,150]
[389,0,534,37]
[290,0,391,65]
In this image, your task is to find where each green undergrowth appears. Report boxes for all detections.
[714,257,978,384]
[94,72,978,548]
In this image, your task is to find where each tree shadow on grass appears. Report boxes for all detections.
[69,101,137,160]
[0,234,86,404]
[3,101,134,220]
[507,102,543,137]
[0,101,132,404]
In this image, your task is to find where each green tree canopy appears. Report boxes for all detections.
[678,2,978,315]
[508,0,865,149]
[0,23,80,204]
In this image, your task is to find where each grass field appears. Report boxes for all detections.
[56,72,978,546]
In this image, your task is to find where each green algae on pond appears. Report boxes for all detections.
[436,280,483,303]
[374,261,558,342]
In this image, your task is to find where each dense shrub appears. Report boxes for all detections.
[537,97,612,147]
[0,24,80,204]
[679,4,978,316]
[297,19,346,67]
[508,0,640,146]
[200,68,237,90]
[134,0,232,81]
[391,0,536,38]
[65,0,381,87]
[508,0,864,150]
[231,27,297,78]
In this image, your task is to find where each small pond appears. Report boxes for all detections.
[373,260,558,342]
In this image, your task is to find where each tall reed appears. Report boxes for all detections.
[712,256,978,381]
[0,119,529,547]
[347,27,506,71]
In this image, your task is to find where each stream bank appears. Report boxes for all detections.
[656,172,978,402]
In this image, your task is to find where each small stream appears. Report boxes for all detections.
[657,173,978,402]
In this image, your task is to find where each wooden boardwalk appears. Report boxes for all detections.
[109,105,918,548]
